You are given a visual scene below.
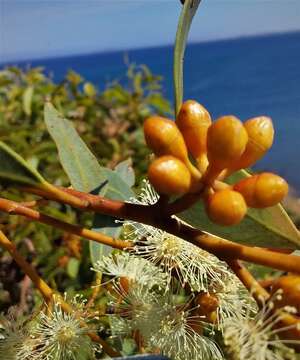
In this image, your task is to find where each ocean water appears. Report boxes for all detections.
[3,32,300,191]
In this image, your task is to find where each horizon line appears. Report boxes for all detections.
[1,29,300,66]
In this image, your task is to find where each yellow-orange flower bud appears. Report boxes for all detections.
[148,155,191,195]
[206,189,247,226]
[271,275,300,313]
[176,100,211,165]
[144,116,188,162]
[232,116,274,171]
[234,172,288,208]
[195,292,219,314]
[207,116,248,171]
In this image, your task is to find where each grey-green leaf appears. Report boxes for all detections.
[0,141,45,186]
[174,0,201,115]
[44,102,105,193]
[115,159,135,188]
[179,170,300,249]
[44,103,134,265]
[91,166,135,262]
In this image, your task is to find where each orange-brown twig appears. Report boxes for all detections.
[0,198,131,250]
[16,185,300,274]
[227,259,269,305]
[0,230,53,302]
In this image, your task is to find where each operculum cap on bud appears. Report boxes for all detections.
[205,189,247,226]
[144,116,188,162]
[234,172,288,208]
[231,116,274,171]
[206,115,248,171]
[176,100,212,159]
[148,155,191,195]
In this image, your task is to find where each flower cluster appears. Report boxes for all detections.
[89,181,300,359]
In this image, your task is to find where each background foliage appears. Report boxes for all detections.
[0,65,171,312]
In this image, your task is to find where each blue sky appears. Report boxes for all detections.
[1,0,300,62]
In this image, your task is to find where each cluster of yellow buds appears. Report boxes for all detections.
[144,100,288,226]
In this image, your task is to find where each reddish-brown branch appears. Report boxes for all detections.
[22,186,153,223]
[165,192,202,215]
[17,185,300,274]
[0,198,131,250]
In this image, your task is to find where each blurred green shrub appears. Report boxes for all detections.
[0,64,171,310]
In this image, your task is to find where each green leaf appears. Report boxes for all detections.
[179,170,300,249]
[174,0,201,115]
[44,102,106,193]
[22,86,34,116]
[44,103,134,266]
[0,141,45,186]
[90,215,122,264]
[114,159,135,188]
[91,166,135,263]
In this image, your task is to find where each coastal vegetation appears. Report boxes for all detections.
[0,64,171,315]
[1,1,300,359]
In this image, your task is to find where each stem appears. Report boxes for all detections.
[186,230,300,274]
[0,230,53,302]
[41,182,88,208]
[0,198,131,250]
[166,192,203,215]
[22,185,153,223]
[174,0,201,115]
[227,259,269,305]
[227,258,300,340]
[15,187,300,274]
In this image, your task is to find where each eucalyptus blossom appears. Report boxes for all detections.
[33,297,97,360]
[0,310,39,360]
[122,180,231,292]
[92,252,168,289]
[223,291,300,360]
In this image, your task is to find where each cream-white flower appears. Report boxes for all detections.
[110,282,223,360]
[210,273,257,331]
[109,316,132,338]
[33,296,96,360]
[134,231,230,292]
[0,310,38,360]
[92,252,168,289]
[146,295,223,360]
[123,180,231,292]
[108,282,164,349]
[223,292,300,360]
